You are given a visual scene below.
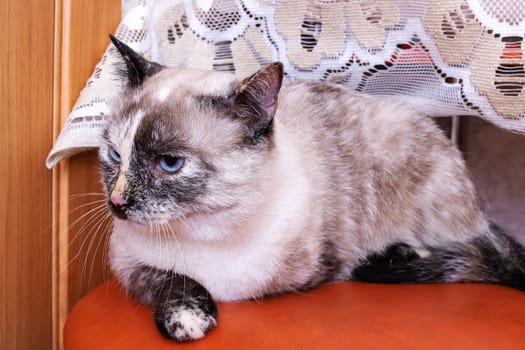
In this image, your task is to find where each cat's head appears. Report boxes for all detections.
[100,35,283,232]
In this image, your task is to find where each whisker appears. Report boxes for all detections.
[67,198,108,216]
[163,223,186,275]
[86,212,113,286]
[80,210,112,282]
[162,222,188,299]
[100,223,112,282]
[68,203,108,232]
[65,207,110,273]
[54,203,107,259]
[67,192,106,200]
[150,223,165,307]
[37,196,107,241]
[67,205,110,248]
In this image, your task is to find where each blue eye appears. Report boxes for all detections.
[158,156,184,174]
[109,148,121,163]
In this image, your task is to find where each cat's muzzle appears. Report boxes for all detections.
[108,200,129,220]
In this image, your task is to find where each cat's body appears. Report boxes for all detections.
[101,36,525,342]
[108,75,488,301]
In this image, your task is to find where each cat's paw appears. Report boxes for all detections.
[155,298,218,342]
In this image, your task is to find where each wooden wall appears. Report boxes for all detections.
[0,0,55,349]
[55,0,121,349]
[55,0,120,348]
[0,0,120,349]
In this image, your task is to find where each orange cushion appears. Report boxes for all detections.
[64,279,525,349]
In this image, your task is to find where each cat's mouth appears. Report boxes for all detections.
[109,211,149,226]
[107,199,237,227]
[107,200,148,225]
[108,201,128,220]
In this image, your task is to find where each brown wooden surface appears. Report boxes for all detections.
[0,0,54,349]
[65,152,110,311]
[55,0,121,349]
[0,0,120,349]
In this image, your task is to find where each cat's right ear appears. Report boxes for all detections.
[227,63,284,142]
[109,35,164,88]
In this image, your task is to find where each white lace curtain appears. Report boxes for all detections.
[47,0,525,168]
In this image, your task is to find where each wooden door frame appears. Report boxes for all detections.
[52,1,121,349]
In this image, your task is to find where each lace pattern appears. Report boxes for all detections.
[47,0,525,168]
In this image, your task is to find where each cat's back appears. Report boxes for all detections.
[273,80,484,254]
[275,80,452,168]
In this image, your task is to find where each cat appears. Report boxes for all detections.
[100,35,525,342]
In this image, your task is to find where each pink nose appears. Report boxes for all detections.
[110,195,128,207]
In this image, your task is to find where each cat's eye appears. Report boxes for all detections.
[108,148,121,163]
[158,155,184,174]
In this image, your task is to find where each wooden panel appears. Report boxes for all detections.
[0,0,55,349]
[66,152,111,310]
[54,0,121,346]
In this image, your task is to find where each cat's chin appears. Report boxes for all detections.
[111,203,239,242]
[110,208,178,226]
[112,215,149,228]
[114,213,183,231]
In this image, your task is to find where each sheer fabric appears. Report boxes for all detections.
[47,0,525,168]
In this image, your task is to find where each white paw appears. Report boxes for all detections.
[161,305,217,342]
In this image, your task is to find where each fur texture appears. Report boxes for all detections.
[100,37,525,342]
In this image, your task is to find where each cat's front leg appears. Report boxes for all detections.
[154,273,218,342]
[128,265,218,342]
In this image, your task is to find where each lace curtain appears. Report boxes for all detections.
[47,0,525,168]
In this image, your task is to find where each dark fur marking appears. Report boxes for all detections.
[107,200,128,220]
[133,113,212,202]
[352,244,424,283]
[102,106,218,223]
[110,35,164,87]
[307,82,345,95]
[319,239,343,283]
[195,90,277,148]
[228,63,283,143]
[134,111,192,156]
[353,225,525,291]
[128,265,218,342]
[154,273,218,342]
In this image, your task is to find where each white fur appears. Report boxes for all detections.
[156,87,171,102]
[119,109,145,172]
[168,308,213,341]
[152,68,237,97]
[106,68,489,305]
[414,248,432,258]
[110,109,145,199]
[110,120,320,301]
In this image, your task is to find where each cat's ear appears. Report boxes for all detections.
[228,63,284,141]
[109,34,164,88]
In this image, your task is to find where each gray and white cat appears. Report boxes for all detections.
[100,36,525,342]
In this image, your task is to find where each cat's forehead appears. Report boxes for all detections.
[105,68,243,154]
[142,67,238,102]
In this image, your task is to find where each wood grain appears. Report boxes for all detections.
[0,0,54,349]
[53,1,121,349]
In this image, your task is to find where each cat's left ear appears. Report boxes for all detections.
[228,63,283,141]
[109,34,164,88]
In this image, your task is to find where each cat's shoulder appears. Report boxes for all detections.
[279,79,424,125]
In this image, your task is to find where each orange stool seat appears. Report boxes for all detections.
[64,279,525,349]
